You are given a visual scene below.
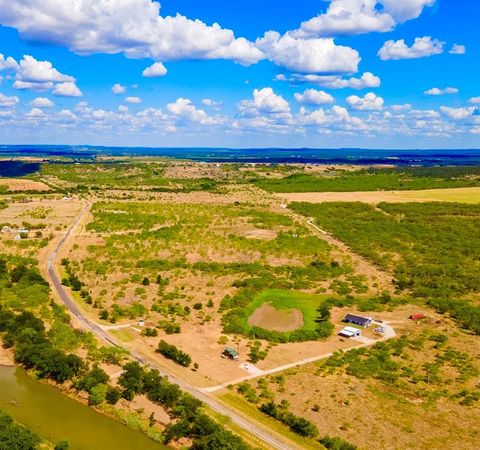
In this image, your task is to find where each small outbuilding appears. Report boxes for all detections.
[343,314,372,327]
[409,313,426,320]
[338,326,361,338]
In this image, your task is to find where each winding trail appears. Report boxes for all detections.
[288,209,394,292]
[46,202,298,450]
[304,216,394,291]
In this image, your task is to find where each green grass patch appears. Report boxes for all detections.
[110,328,137,343]
[222,289,334,342]
[244,289,323,331]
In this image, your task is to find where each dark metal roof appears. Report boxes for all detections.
[343,314,371,325]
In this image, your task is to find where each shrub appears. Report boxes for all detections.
[156,340,192,367]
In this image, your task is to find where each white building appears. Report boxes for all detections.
[338,326,361,338]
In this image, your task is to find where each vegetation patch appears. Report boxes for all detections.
[0,409,42,450]
[290,201,480,334]
[253,166,480,193]
[223,289,334,342]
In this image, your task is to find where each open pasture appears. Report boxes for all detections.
[84,201,332,266]
[0,197,83,259]
[0,178,51,192]
[277,186,480,204]
[37,161,220,192]
[60,198,378,385]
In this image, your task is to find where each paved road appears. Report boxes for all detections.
[46,202,295,450]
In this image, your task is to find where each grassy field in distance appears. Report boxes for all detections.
[277,186,480,204]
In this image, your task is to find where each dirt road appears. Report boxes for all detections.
[202,321,396,393]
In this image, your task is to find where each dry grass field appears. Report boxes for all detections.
[276,186,480,204]
[0,197,83,261]
[0,178,51,192]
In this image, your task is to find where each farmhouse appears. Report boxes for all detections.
[343,314,372,327]
[339,326,361,338]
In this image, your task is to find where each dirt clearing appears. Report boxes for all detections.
[248,303,304,332]
[276,186,480,204]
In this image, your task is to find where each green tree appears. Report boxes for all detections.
[88,384,107,406]
[0,410,41,450]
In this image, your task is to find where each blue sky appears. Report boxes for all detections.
[0,0,478,148]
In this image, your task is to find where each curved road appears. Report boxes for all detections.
[46,202,296,450]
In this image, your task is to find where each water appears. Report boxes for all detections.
[1,145,480,166]
[0,365,164,450]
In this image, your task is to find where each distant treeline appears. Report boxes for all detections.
[0,161,41,177]
[253,166,480,192]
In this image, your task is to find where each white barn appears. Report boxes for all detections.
[338,326,361,338]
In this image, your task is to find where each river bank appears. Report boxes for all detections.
[0,365,166,449]
[0,346,14,366]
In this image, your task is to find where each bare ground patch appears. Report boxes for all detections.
[248,303,304,332]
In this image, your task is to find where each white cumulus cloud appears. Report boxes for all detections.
[256,31,360,74]
[16,55,74,83]
[294,89,334,105]
[449,44,466,55]
[27,107,45,117]
[424,87,459,96]
[378,36,444,60]
[346,92,384,111]
[112,83,126,94]
[294,0,435,38]
[391,104,412,112]
[13,81,54,91]
[0,0,264,66]
[279,72,380,90]
[31,97,54,107]
[142,62,167,77]
[238,88,290,116]
[126,96,142,104]
[167,98,218,125]
[0,92,19,107]
[202,99,222,107]
[53,82,82,97]
[0,53,19,71]
[469,97,480,104]
[439,106,476,120]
